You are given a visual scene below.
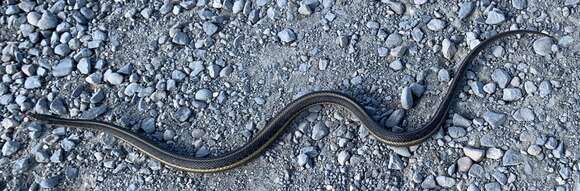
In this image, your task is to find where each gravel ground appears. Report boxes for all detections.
[1,0,580,190]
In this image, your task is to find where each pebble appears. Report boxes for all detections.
[468,164,484,178]
[453,114,471,127]
[54,44,71,56]
[435,176,456,188]
[337,150,350,165]
[49,98,67,115]
[13,157,32,173]
[2,141,21,156]
[172,32,190,45]
[52,58,74,77]
[513,108,535,121]
[448,126,466,138]
[298,0,319,15]
[438,69,450,82]
[538,80,552,97]
[457,157,473,172]
[195,89,212,102]
[311,122,329,141]
[401,87,413,110]
[484,182,501,191]
[104,70,123,85]
[174,107,192,122]
[483,111,506,128]
[297,153,308,166]
[524,81,537,94]
[527,145,542,156]
[463,146,485,162]
[486,147,503,160]
[39,176,60,189]
[485,9,506,25]
[512,0,527,9]
[533,37,553,56]
[385,109,405,127]
[389,59,403,71]
[163,129,175,141]
[37,12,59,30]
[202,22,219,36]
[492,69,511,89]
[141,118,156,133]
[427,19,446,31]
[502,88,523,101]
[388,153,404,170]
[77,58,91,74]
[385,33,402,48]
[24,76,42,89]
[502,149,521,166]
[441,39,456,59]
[421,175,437,189]
[458,1,475,19]
[278,28,297,43]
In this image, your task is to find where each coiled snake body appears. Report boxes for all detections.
[29,30,551,173]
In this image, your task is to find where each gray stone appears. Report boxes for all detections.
[533,37,553,56]
[297,153,309,166]
[2,141,21,156]
[470,81,485,97]
[513,108,535,121]
[172,31,190,45]
[485,9,506,25]
[486,147,503,159]
[13,157,32,173]
[512,0,527,9]
[438,69,450,82]
[484,182,501,191]
[502,149,521,166]
[483,82,497,94]
[49,97,67,115]
[492,69,511,88]
[448,126,466,138]
[421,175,437,189]
[77,58,91,74]
[298,0,319,15]
[458,1,475,19]
[163,129,175,141]
[52,58,74,77]
[202,22,219,36]
[441,39,456,59]
[37,12,59,30]
[207,64,221,78]
[385,33,402,48]
[278,28,297,43]
[401,87,413,110]
[468,164,484,178]
[195,89,212,101]
[524,81,537,94]
[104,70,123,85]
[141,118,156,133]
[427,19,446,31]
[54,44,71,56]
[337,150,350,165]
[539,80,552,97]
[388,153,404,170]
[39,176,60,189]
[385,109,405,127]
[527,145,542,156]
[457,157,473,172]
[435,176,456,188]
[483,111,506,128]
[174,107,192,122]
[502,88,523,101]
[453,114,471,127]
[389,59,403,71]
[24,76,42,89]
[464,146,485,162]
[50,149,63,163]
[311,122,329,140]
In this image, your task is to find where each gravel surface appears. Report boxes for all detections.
[1,0,580,190]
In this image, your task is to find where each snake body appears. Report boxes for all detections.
[29,30,551,173]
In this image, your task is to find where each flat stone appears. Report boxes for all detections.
[484,182,501,191]
[174,107,191,122]
[458,1,475,19]
[337,150,350,165]
[401,87,413,109]
[486,147,503,159]
[502,88,523,101]
[311,122,329,140]
[77,58,91,74]
[388,153,404,170]
[483,111,506,128]
[513,108,535,121]
[39,176,60,189]
[385,109,405,127]
[195,89,212,101]
[453,114,471,127]
[492,69,511,88]
[485,9,506,25]
[457,157,473,172]
[441,39,456,59]
[463,146,485,162]
[54,44,71,56]
[202,22,219,36]
[502,149,521,166]
[539,80,552,97]
[37,12,59,30]
[278,28,297,43]
[24,76,42,89]
[172,31,191,45]
[52,58,74,77]
[141,118,156,133]
[421,175,437,189]
[104,70,123,85]
[533,37,554,56]
[448,126,466,138]
[427,19,446,31]
[435,176,456,188]
[512,0,527,9]
[2,141,21,156]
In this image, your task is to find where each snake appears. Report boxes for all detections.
[28,30,552,173]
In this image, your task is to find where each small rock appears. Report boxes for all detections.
[485,9,506,25]
[513,108,535,121]
[427,19,446,31]
[297,153,309,166]
[527,145,542,156]
[486,147,503,159]
[311,122,329,140]
[448,126,466,138]
[421,175,437,189]
[512,0,527,9]
[39,176,60,189]
[484,182,501,191]
[492,69,511,88]
[388,153,404,170]
[2,141,21,156]
[52,58,74,77]
[172,31,191,45]
[401,87,413,110]
[435,176,456,188]
[77,58,91,74]
[24,76,42,89]
[141,118,156,133]
[195,89,212,102]
[539,80,552,97]
[385,33,403,48]
[483,111,506,128]
[389,59,404,71]
[174,107,192,122]
[453,114,471,127]
[502,88,523,101]
[441,39,457,59]
[533,37,554,56]
[502,149,521,166]
[337,150,350,165]
[457,157,473,172]
[438,69,450,82]
[37,12,59,30]
[202,22,219,36]
[463,146,485,162]
[104,70,123,85]
[458,1,475,19]
[385,109,405,127]
[278,28,297,43]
